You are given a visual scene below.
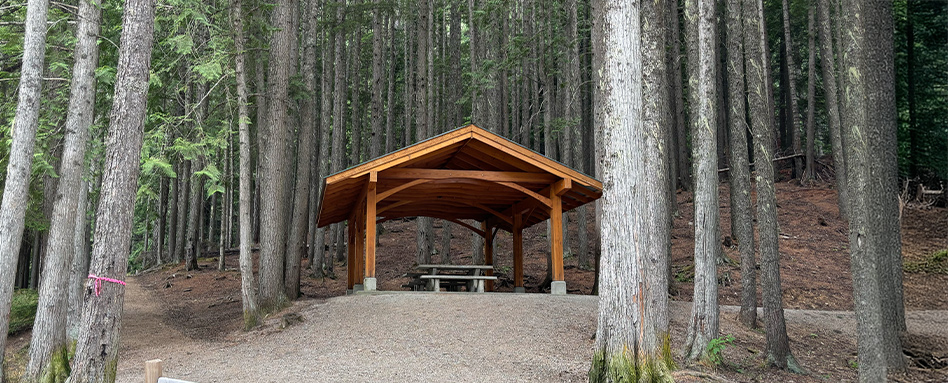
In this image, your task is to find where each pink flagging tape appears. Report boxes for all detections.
[88,274,127,297]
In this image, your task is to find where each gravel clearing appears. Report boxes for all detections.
[114,277,948,383]
[115,281,599,383]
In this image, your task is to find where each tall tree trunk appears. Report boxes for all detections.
[157,176,168,264]
[185,157,203,271]
[803,5,817,184]
[682,0,721,362]
[384,14,396,154]
[816,0,847,220]
[232,0,260,328]
[782,0,804,179]
[745,0,801,372]
[175,161,189,263]
[667,0,689,193]
[310,2,334,277]
[69,0,156,377]
[285,0,318,299]
[167,167,179,262]
[642,0,672,336]
[0,0,50,372]
[726,0,757,329]
[349,26,363,166]
[25,0,101,376]
[840,0,905,378]
[371,0,384,159]
[258,0,300,312]
[906,0,918,178]
[684,0,700,195]
[589,1,673,379]
[67,180,92,341]
[415,0,433,265]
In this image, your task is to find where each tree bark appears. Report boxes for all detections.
[67,180,92,341]
[258,0,300,312]
[0,0,50,373]
[175,161,189,263]
[682,0,721,363]
[231,0,260,329]
[69,0,156,377]
[310,0,334,277]
[415,0,433,265]
[840,0,906,379]
[816,0,848,220]
[725,0,757,329]
[589,1,673,379]
[782,0,804,179]
[803,5,817,184]
[745,0,801,372]
[185,158,203,271]
[285,0,318,299]
[25,0,102,376]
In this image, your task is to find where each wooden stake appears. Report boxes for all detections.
[145,359,162,383]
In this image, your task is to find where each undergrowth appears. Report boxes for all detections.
[9,289,38,335]
[904,249,948,274]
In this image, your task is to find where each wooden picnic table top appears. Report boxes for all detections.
[417,264,494,270]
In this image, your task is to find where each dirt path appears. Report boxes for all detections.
[116,277,206,381]
[114,277,948,383]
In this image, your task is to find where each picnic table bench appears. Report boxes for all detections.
[406,264,497,292]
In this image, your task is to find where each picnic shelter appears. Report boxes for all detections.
[314,124,603,294]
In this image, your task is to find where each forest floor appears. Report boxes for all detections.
[5,177,948,382]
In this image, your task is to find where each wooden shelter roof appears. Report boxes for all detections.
[315,124,602,233]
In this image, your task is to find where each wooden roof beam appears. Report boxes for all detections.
[379,168,557,184]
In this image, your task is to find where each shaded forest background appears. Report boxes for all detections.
[0,0,944,292]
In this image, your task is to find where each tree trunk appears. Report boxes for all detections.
[258,0,299,312]
[26,0,101,376]
[726,0,757,329]
[157,175,168,265]
[175,161,189,263]
[285,0,318,299]
[167,166,179,262]
[682,0,721,363]
[69,0,156,378]
[589,1,674,379]
[232,0,260,329]
[310,1,334,277]
[330,2,348,270]
[415,0,433,265]
[782,0,804,179]
[185,158,203,271]
[67,180,92,341]
[840,0,906,379]
[745,0,801,372]
[803,5,817,184]
[0,0,50,372]
[816,0,848,220]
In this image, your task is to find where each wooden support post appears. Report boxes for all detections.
[347,218,356,290]
[365,172,377,280]
[513,213,523,290]
[550,186,564,282]
[354,213,365,285]
[145,359,163,383]
[483,221,494,292]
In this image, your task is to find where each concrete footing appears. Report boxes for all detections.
[514,287,526,293]
[363,277,377,291]
[551,281,566,295]
[353,284,364,292]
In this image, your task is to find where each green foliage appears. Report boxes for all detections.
[904,249,948,274]
[9,289,38,335]
[705,334,735,367]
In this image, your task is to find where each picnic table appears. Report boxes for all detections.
[403,264,497,292]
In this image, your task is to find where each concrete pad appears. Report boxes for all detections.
[551,281,566,295]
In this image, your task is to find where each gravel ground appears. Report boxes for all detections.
[115,281,599,383]
[114,279,948,383]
